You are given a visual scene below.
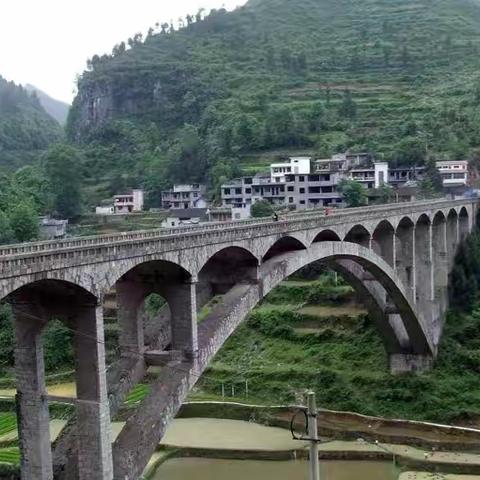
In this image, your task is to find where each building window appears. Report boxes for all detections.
[310,175,319,182]
[235,188,242,194]
[287,186,294,192]
[289,197,294,203]
[299,176,305,182]
[224,188,230,195]
[300,200,306,205]
[245,188,252,194]
[244,177,253,185]
[276,178,281,183]
[285,175,294,182]
[299,188,305,194]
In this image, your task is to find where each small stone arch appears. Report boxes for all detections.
[198,246,259,299]
[312,229,341,243]
[446,209,459,268]
[344,224,371,248]
[5,278,112,479]
[459,206,470,240]
[395,216,415,295]
[372,220,395,267]
[262,236,307,262]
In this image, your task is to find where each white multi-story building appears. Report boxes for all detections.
[436,160,468,187]
[114,189,144,214]
[270,157,311,183]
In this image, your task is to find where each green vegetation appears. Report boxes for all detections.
[251,200,275,218]
[0,76,62,169]
[125,384,151,406]
[338,179,367,207]
[0,414,17,438]
[64,0,480,203]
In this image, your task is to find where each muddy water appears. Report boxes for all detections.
[151,458,396,480]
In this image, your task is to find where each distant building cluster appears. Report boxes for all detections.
[221,154,469,211]
[92,155,470,227]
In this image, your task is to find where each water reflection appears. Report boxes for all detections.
[152,458,396,480]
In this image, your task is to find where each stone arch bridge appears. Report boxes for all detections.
[0,198,476,480]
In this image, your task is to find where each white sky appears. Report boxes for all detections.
[0,0,247,103]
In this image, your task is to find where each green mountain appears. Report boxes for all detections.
[0,76,63,169]
[25,84,70,125]
[69,0,480,203]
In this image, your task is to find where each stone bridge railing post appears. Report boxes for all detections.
[13,305,53,480]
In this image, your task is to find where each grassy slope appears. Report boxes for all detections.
[196,278,480,425]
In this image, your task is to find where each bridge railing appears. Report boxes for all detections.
[0,198,473,263]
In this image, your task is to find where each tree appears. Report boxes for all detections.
[338,179,367,207]
[0,305,14,371]
[376,183,394,204]
[43,144,83,219]
[167,125,207,183]
[9,201,39,242]
[0,211,14,245]
[419,161,443,198]
[43,320,74,371]
[251,200,274,218]
[338,90,357,119]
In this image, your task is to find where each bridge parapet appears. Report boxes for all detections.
[0,199,475,279]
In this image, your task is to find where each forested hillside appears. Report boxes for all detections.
[0,76,63,169]
[68,0,480,205]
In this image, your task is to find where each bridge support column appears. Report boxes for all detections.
[73,304,113,480]
[117,280,146,356]
[395,221,415,302]
[168,277,198,358]
[13,305,53,480]
[415,220,434,323]
[446,215,459,270]
[433,216,448,343]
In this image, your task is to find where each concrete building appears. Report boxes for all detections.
[270,156,311,183]
[436,160,469,188]
[161,184,207,209]
[161,208,208,228]
[95,206,114,215]
[39,217,68,239]
[388,166,425,187]
[114,189,144,214]
[222,154,390,211]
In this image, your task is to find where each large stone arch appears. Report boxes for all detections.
[260,241,433,356]
[5,278,113,480]
[114,259,195,358]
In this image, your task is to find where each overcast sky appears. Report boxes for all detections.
[0,0,247,103]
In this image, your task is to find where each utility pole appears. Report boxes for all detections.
[307,391,320,480]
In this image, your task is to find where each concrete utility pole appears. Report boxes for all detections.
[307,391,320,480]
